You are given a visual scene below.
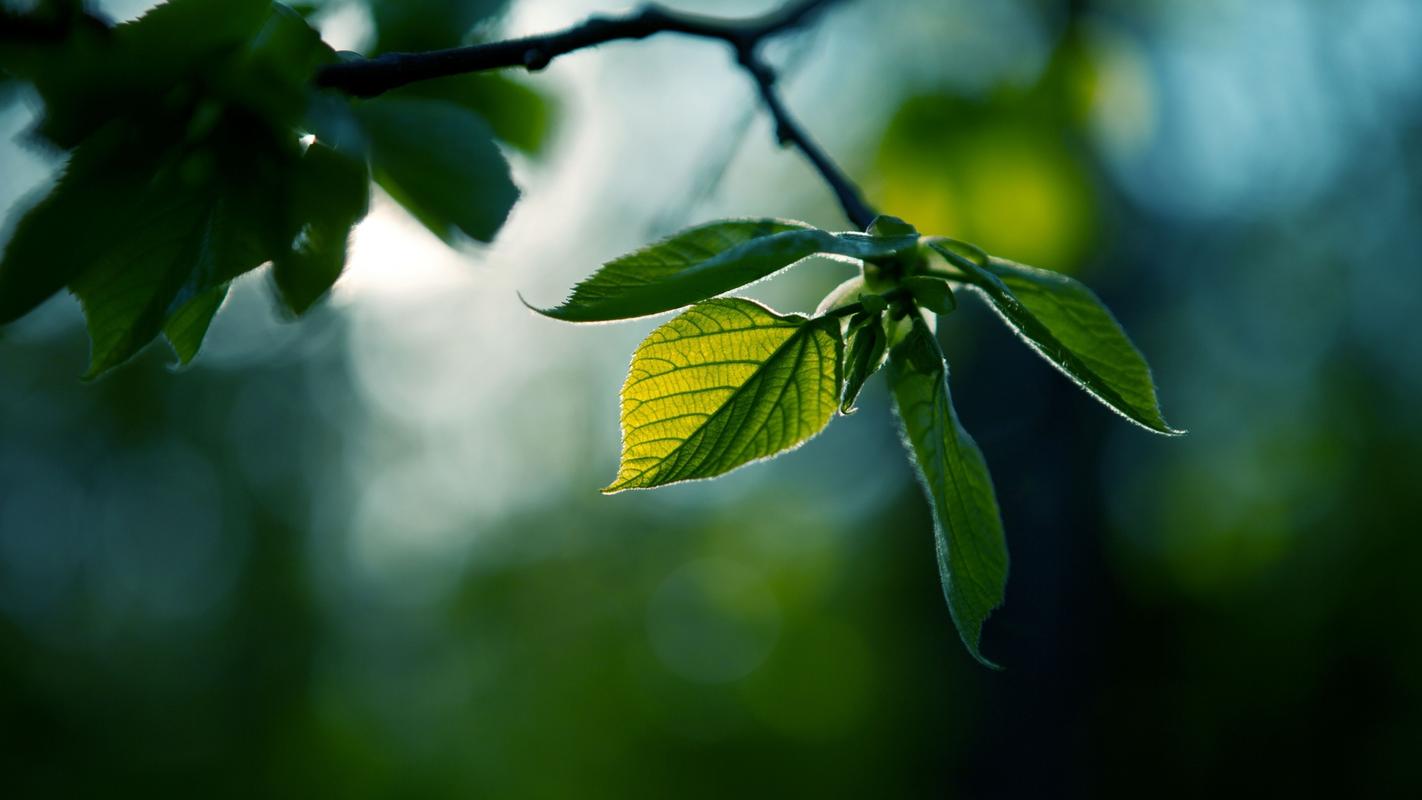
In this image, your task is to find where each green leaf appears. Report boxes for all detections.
[71,183,275,378]
[355,95,517,244]
[867,214,918,238]
[2,0,276,148]
[0,124,156,324]
[606,298,842,492]
[903,275,957,314]
[272,142,370,315]
[889,316,1008,668]
[392,74,554,155]
[840,311,887,413]
[929,241,1181,435]
[165,285,229,365]
[537,220,917,323]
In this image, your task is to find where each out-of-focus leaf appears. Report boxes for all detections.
[0,123,157,324]
[272,142,370,315]
[889,315,1007,668]
[841,310,887,413]
[537,220,917,323]
[369,0,509,53]
[355,95,517,244]
[393,74,554,154]
[929,240,1180,434]
[1,0,274,147]
[218,3,334,125]
[165,285,229,365]
[71,168,281,377]
[606,298,842,492]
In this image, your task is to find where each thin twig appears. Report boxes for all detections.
[314,0,878,230]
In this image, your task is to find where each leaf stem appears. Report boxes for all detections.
[314,0,878,229]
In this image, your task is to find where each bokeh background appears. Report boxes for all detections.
[3,0,1421,796]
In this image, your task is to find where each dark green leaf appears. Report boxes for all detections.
[606,298,842,492]
[867,214,918,238]
[841,311,887,413]
[393,74,554,155]
[165,285,229,365]
[930,241,1181,435]
[2,0,275,147]
[903,275,957,314]
[272,142,370,315]
[537,220,916,323]
[0,123,158,324]
[356,95,518,244]
[889,316,1008,668]
[71,180,276,377]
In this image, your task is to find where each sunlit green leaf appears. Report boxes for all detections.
[356,95,517,244]
[606,298,842,492]
[930,240,1180,435]
[272,141,370,315]
[841,311,887,413]
[889,315,1008,668]
[538,220,916,323]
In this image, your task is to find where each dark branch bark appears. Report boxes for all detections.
[314,0,878,230]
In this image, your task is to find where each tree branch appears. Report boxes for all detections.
[314,0,878,230]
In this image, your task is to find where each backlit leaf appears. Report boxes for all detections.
[890,315,1008,668]
[607,298,842,492]
[840,311,887,413]
[930,240,1180,435]
[538,219,917,323]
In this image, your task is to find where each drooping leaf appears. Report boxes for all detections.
[369,0,509,53]
[355,95,517,244]
[71,177,279,377]
[840,311,887,413]
[889,315,1008,668]
[392,73,554,155]
[272,141,370,315]
[164,284,230,365]
[606,298,842,492]
[929,240,1180,435]
[537,220,917,323]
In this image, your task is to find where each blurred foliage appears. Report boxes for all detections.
[0,0,552,377]
[3,0,1422,796]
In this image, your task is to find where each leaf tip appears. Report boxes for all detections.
[517,290,569,321]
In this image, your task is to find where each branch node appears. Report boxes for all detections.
[523,47,550,71]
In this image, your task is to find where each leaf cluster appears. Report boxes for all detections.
[536,215,1179,665]
[0,0,547,376]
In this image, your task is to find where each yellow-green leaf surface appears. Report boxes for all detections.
[929,240,1180,435]
[890,316,1008,668]
[607,298,842,492]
